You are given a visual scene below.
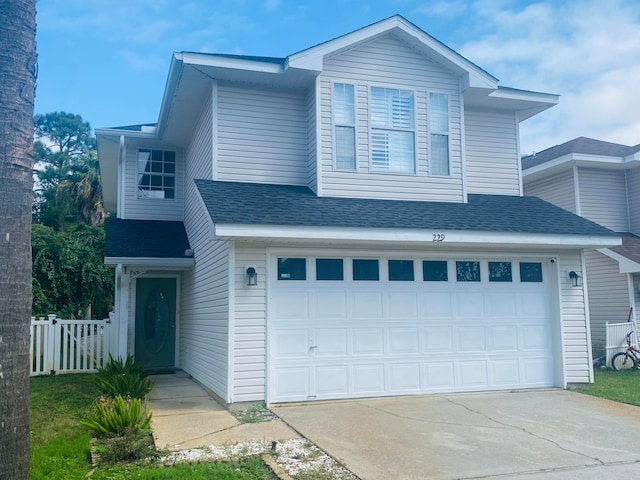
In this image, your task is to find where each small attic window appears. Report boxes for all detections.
[137,149,175,199]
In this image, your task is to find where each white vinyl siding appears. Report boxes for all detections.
[217,84,308,186]
[428,92,450,176]
[122,138,184,220]
[180,93,230,401]
[584,250,631,356]
[523,169,576,213]
[307,85,318,193]
[559,251,592,384]
[465,110,520,196]
[578,168,629,232]
[333,83,356,171]
[625,169,640,235]
[319,32,463,202]
[233,245,268,402]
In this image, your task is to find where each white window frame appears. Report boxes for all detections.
[428,91,451,177]
[136,148,176,200]
[369,85,417,175]
[332,82,357,171]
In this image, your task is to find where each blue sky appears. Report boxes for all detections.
[36,0,640,154]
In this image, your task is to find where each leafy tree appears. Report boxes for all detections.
[33,112,105,230]
[0,1,37,478]
[32,223,114,319]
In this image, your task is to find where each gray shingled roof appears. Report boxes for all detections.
[522,137,640,170]
[609,234,640,265]
[105,218,191,258]
[195,180,616,237]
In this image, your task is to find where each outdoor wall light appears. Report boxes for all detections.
[569,270,582,287]
[246,266,257,286]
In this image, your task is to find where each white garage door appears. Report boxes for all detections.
[269,255,556,403]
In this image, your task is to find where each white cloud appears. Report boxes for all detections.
[264,0,282,12]
[456,0,640,152]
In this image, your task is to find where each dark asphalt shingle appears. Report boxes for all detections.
[194,179,617,237]
[522,137,640,170]
[105,218,191,258]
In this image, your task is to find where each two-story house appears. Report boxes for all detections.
[97,16,619,406]
[523,137,640,357]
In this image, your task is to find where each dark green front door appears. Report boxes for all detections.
[135,278,176,369]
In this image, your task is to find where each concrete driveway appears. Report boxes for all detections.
[271,390,640,480]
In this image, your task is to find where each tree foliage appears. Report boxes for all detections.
[33,111,105,230]
[31,112,114,319]
[32,223,114,319]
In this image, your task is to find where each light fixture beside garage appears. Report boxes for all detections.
[569,271,582,287]
[245,265,258,286]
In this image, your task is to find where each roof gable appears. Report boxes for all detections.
[287,15,497,90]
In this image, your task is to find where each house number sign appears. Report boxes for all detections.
[432,233,446,242]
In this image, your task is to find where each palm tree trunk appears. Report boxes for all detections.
[0,1,37,478]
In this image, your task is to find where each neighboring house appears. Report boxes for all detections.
[523,137,640,357]
[97,15,619,406]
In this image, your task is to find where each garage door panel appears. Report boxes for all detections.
[351,291,383,319]
[521,357,553,384]
[314,291,347,320]
[389,327,420,354]
[459,361,489,387]
[353,364,385,393]
[353,328,385,355]
[424,361,455,389]
[518,292,549,317]
[423,326,454,352]
[423,292,453,317]
[273,329,309,358]
[316,365,349,395]
[387,292,419,319]
[457,326,486,352]
[389,363,421,391]
[274,291,309,320]
[274,366,310,400]
[488,326,518,351]
[315,328,348,356]
[485,293,517,317]
[491,359,520,385]
[522,325,550,350]
[455,292,485,317]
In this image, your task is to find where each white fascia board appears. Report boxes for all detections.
[104,257,195,269]
[95,128,158,139]
[212,223,621,248]
[490,88,559,105]
[598,248,640,273]
[180,52,284,74]
[523,153,632,179]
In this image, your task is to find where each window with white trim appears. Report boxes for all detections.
[370,87,415,174]
[137,149,176,199]
[333,83,356,170]
[429,92,450,176]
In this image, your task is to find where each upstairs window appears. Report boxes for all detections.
[370,87,415,174]
[333,83,356,170]
[429,93,450,176]
[137,149,176,199]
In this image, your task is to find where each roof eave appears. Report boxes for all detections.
[104,256,195,269]
[210,223,621,249]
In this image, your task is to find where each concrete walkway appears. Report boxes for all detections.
[149,372,300,451]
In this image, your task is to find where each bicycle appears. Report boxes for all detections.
[611,331,640,370]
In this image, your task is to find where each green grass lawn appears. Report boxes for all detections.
[30,374,277,479]
[573,368,640,406]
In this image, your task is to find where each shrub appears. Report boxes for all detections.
[96,428,156,464]
[81,395,152,437]
[94,355,153,399]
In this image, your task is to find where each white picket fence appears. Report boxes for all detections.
[605,322,639,368]
[30,315,113,376]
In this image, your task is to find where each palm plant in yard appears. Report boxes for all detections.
[94,355,153,399]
